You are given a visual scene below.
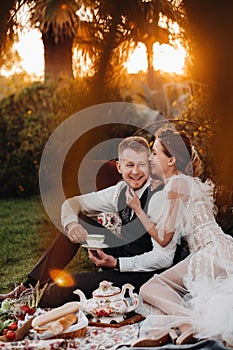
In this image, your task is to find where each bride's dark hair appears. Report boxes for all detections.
[155,128,203,177]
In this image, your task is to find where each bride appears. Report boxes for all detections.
[127,127,233,348]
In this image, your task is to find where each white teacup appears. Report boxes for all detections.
[86,234,105,248]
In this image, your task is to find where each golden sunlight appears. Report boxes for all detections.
[50,269,75,287]
[125,41,186,75]
[4,28,186,77]
[15,30,44,76]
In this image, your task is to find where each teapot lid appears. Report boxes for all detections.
[93,281,121,298]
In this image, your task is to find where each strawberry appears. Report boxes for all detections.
[6,330,16,341]
[19,305,35,317]
[7,322,18,331]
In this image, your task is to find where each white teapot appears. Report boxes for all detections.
[73,280,139,323]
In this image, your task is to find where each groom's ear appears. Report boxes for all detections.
[116,160,122,174]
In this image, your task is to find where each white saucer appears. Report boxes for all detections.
[81,243,109,249]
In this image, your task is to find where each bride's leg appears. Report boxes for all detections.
[140,258,189,317]
[140,258,195,343]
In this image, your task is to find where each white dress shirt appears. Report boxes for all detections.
[61,179,177,272]
[61,180,150,229]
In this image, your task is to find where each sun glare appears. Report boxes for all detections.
[2,29,186,77]
[153,42,186,74]
[50,269,75,287]
[125,43,148,74]
[125,41,186,75]
[15,30,44,76]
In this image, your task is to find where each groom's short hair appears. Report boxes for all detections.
[118,136,149,156]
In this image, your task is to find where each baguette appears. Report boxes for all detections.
[47,313,78,335]
[32,301,79,329]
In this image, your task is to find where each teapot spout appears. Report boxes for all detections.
[73,289,87,309]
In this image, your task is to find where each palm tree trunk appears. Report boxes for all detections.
[0,0,16,55]
[91,17,119,104]
[145,41,155,90]
[144,40,168,114]
[42,29,74,82]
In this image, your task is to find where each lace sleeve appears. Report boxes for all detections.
[151,175,194,241]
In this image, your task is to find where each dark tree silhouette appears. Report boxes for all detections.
[183,0,233,186]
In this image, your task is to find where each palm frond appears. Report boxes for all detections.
[30,0,80,42]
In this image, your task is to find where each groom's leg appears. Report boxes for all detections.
[25,233,80,287]
[0,214,123,301]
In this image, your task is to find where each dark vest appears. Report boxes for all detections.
[107,183,164,258]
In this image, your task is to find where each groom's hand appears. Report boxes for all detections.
[88,249,117,268]
[67,222,88,243]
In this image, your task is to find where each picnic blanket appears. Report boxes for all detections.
[0,323,139,349]
[119,339,230,350]
[0,323,230,350]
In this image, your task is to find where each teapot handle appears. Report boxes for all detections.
[122,283,136,298]
[122,283,139,313]
[127,295,140,313]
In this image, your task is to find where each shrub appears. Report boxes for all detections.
[0,77,133,198]
[0,83,56,197]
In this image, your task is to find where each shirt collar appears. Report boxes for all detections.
[135,179,150,198]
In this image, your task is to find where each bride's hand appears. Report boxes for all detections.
[126,186,142,214]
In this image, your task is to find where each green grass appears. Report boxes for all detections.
[0,196,94,293]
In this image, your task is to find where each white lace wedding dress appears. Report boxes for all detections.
[140,174,233,346]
